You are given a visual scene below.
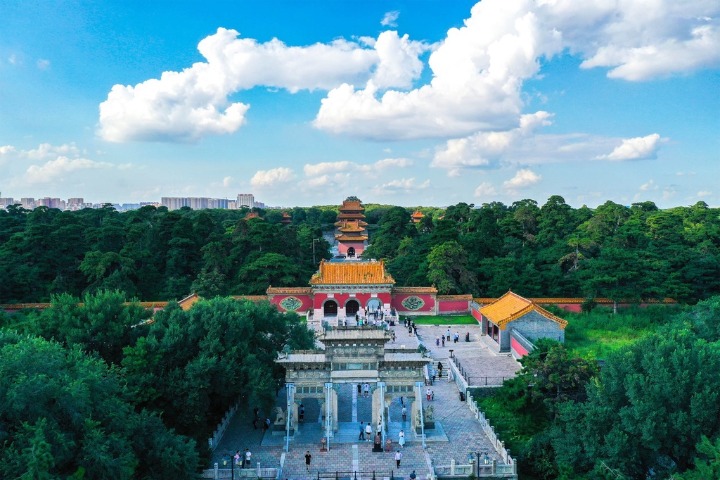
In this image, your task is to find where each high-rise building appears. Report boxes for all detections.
[237,193,255,209]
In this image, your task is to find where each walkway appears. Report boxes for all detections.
[211,320,521,479]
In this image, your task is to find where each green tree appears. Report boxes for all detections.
[427,241,477,294]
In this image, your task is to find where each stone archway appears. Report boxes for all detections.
[324,300,338,316]
[347,247,356,257]
[346,299,360,316]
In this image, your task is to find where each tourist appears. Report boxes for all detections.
[359,421,365,440]
[431,390,435,401]
[399,395,404,407]
[426,388,431,400]
[398,429,405,448]
[299,403,305,422]
[410,470,417,480]
[445,328,451,340]
[395,450,402,468]
[244,448,252,468]
[402,406,407,421]
[363,383,370,398]
[441,336,445,347]
[234,450,241,467]
[377,422,382,435]
[365,422,372,441]
[305,450,312,472]
[436,336,440,346]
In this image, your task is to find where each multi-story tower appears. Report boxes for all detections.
[334,196,368,258]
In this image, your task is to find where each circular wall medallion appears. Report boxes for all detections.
[280,296,302,311]
[401,296,425,310]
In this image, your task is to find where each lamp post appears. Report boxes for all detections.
[223,453,235,480]
[312,238,321,264]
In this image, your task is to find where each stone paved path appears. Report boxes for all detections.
[211,318,521,479]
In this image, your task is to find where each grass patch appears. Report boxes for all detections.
[560,305,680,359]
[402,314,478,325]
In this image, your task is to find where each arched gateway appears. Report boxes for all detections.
[276,326,429,449]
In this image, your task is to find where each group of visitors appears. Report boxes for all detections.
[251,407,272,431]
[233,449,252,468]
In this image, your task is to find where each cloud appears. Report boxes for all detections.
[374,177,430,193]
[315,2,562,140]
[474,182,498,198]
[250,167,294,188]
[36,59,50,70]
[503,168,541,190]
[314,0,719,139]
[381,11,400,27]
[697,190,712,198]
[303,158,412,177]
[98,28,426,143]
[640,179,658,191]
[25,156,113,183]
[222,176,234,187]
[432,111,552,175]
[0,145,17,155]
[598,133,662,161]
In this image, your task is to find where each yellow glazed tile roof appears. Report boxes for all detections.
[479,291,568,330]
[310,260,395,285]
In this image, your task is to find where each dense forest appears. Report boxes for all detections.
[1,196,718,304]
[480,297,720,479]
[0,292,315,479]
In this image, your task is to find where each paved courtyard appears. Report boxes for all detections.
[211,319,520,479]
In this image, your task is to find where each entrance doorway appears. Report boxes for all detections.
[324,300,338,316]
[366,298,381,313]
[346,299,360,316]
[347,247,356,257]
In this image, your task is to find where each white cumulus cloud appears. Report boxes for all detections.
[598,133,662,161]
[25,157,112,184]
[315,0,719,139]
[375,177,430,193]
[474,182,498,198]
[250,167,294,188]
[98,28,427,143]
[432,111,553,175]
[503,168,541,190]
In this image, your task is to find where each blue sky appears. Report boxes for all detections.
[1,0,718,208]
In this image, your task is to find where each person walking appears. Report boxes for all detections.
[365,422,372,441]
[401,406,407,422]
[359,421,365,440]
[305,450,312,472]
[395,450,402,468]
[398,429,405,448]
[441,336,445,347]
[244,448,251,468]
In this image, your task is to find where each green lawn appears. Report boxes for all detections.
[561,305,680,359]
[401,314,478,325]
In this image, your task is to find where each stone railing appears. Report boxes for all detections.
[207,401,239,451]
[201,465,278,479]
[467,392,516,468]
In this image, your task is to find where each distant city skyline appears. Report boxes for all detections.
[1,1,718,208]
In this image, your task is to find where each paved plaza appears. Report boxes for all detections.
[211,320,520,479]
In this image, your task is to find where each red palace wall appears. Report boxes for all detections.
[511,337,530,358]
[471,308,482,322]
[438,299,470,313]
[269,294,313,313]
[392,293,436,313]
